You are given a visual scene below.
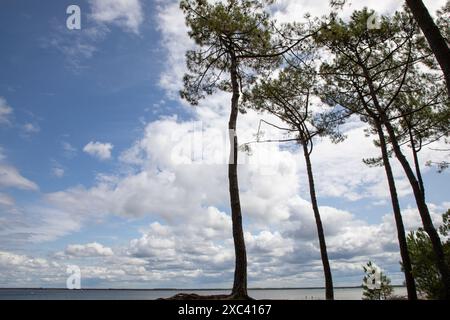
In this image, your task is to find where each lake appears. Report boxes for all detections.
[0,287,407,300]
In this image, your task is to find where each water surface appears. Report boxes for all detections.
[0,287,408,300]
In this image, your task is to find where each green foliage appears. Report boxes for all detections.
[316,8,423,117]
[362,156,384,167]
[179,0,278,105]
[436,1,449,42]
[315,7,449,173]
[425,160,450,173]
[392,55,449,163]
[439,209,450,236]
[245,57,346,148]
[406,210,450,299]
[362,261,394,300]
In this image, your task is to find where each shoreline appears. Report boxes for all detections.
[0,286,406,291]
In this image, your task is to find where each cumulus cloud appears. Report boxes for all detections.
[0,251,66,288]
[0,251,49,269]
[35,98,446,286]
[89,0,144,34]
[83,141,114,160]
[65,242,114,257]
[0,201,447,288]
[156,1,193,97]
[1,0,448,289]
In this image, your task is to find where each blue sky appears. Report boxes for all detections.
[0,0,448,291]
[1,0,167,189]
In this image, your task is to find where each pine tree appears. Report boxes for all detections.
[362,261,394,300]
[179,0,279,299]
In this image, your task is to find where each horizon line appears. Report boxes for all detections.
[0,285,407,291]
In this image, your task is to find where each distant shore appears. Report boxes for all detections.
[0,285,406,291]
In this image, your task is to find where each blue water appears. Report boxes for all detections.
[0,287,407,300]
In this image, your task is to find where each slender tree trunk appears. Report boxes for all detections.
[302,142,334,300]
[405,0,450,96]
[382,119,450,299]
[229,53,248,299]
[375,121,417,300]
[408,127,425,196]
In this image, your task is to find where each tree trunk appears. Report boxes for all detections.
[382,119,450,299]
[229,53,248,299]
[375,121,417,300]
[405,0,450,96]
[302,142,334,300]
[408,127,425,197]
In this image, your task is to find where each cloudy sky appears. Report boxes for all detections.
[0,0,448,289]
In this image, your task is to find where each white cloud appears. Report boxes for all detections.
[52,167,65,178]
[0,0,448,289]
[62,141,77,158]
[32,0,449,282]
[83,141,114,160]
[0,200,447,288]
[0,251,50,269]
[22,123,40,134]
[0,250,65,287]
[0,193,15,207]
[42,24,106,71]
[43,0,144,71]
[272,0,446,25]
[0,164,38,191]
[246,231,294,257]
[156,1,193,97]
[50,160,65,178]
[305,124,413,201]
[0,206,83,245]
[89,0,144,34]
[0,97,13,125]
[65,242,114,257]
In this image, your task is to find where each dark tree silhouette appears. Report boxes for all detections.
[330,0,450,95]
[315,9,438,300]
[405,0,450,96]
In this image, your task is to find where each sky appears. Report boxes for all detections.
[0,0,448,289]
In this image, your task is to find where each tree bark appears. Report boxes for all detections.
[229,52,248,298]
[382,118,450,300]
[302,142,334,300]
[375,121,417,300]
[408,127,425,197]
[405,0,450,96]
